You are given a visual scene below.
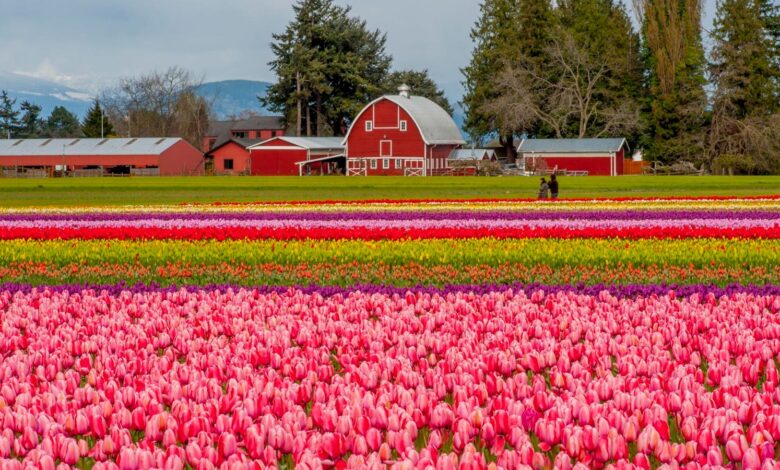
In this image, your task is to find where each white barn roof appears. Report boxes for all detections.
[344,95,466,146]
[0,138,183,156]
[248,136,344,151]
[518,138,628,154]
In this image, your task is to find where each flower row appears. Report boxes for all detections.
[2,287,780,469]
[2,261,780,288]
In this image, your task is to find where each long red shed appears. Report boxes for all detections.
[0,138,203,176]
[517,138,629,176]
[247,137,345,176]
[343,86,465,176]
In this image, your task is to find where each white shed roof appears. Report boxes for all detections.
[248,136,344,151]
[518,138,628,154]
[0,138,183,156]
[344,95,466,146]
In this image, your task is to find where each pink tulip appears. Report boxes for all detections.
[217,432,237,459]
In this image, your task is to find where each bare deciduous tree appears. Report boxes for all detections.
[102,67,212,147]
[482,32,639,138]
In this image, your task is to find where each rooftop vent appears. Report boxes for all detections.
[398,84,411,99]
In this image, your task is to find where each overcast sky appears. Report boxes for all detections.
[0,0,716,103]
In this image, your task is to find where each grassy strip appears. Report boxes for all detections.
[1,175,779,207]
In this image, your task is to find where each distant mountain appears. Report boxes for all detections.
[0,71,93,118]
[195,80,273,119]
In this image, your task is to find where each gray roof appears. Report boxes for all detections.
[248,136,345,151]
[0,138,185,156]
[344,95,465,146]
[518,138,628,153]
[449,148,496,160]
[206,117,284,136]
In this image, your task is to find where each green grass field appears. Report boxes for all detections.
[0,175,777,207]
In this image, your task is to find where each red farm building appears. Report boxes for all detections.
[202,116,286,152]
[0,138,204,176]
[517,138,629,176]
[344,85,466,176]
[247,137,345,176]
[206,137,261,175]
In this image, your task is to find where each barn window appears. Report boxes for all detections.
[383,159,390,169]
[365,121,373,131]
[400,120,407,131]
[232,131,246,138]
[394,159,401,169]
[370,159,377,169]
[224,159,234,170]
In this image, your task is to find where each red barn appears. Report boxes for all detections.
[247,137,345,176]
[343,85,466,176]
[517,138,629,176]
[0,138,203,176]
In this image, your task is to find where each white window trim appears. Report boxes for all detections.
[394,159,401,169]
[370,159,377,169]
[400,120,407,132]
[383,158,390,169]
[365,121,373,131]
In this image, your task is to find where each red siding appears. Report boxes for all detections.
[524,154,615,176]
[159,140,204,176]
[209,141,250,175]
[250,148,306,176]
[616,148,624,175]
[0,140,203,176]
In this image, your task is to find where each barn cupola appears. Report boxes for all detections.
[398,84,411,98]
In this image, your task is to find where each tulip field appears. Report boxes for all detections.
[2,195,780,469]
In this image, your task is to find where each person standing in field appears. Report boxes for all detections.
[538,178,549,199]
[549,174,559,199]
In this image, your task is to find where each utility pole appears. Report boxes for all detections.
[101,109,104,138]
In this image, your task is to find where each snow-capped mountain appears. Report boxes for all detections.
[0,71,93,118]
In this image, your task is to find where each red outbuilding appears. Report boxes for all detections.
[206,138,261,175]
[517,138,629,176]
[202,117,285,152]
[343,85,466,176]
[0,138,204,176]
[247,137,345,176]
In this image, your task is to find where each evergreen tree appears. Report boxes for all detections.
[18,101,43,138]
[710,0,780,118]
[380,70,453,115]
[81,99,113,138]
[45,106,81,138]
[263,0,391,136]
[639,0,708,164]
[461,0,553,154]
[707,0,780,173]
[0,90,20,139]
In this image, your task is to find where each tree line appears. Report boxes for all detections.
[265,0,779,174]
[0,91,112,139]
[462,0,780,173]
